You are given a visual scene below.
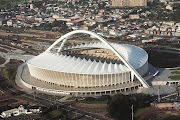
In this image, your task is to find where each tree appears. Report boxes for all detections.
[6,3,12,9]
[107,94,135,120]
[3,67,17,80]
[136,94,153,108]
[39,105,70,120]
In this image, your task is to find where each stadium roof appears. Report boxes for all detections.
[27,42,148,75]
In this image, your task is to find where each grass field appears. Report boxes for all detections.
[49,110,63,119]
[169,68,180,80]
[134,106,154,117]
[171,71,180,74]
[168,75,180,80]
[135,107,180,120]
[37,93,64,100]
[169,68,180,70]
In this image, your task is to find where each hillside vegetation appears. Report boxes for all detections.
[0,0,39,8]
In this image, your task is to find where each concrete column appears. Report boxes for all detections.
[122,73,124,84]
[95,75,96,87]
[115,74,117,85]
[111,74,112,86]
[66,73,69,86]
[99,74,100,87]
[79,74,81,87]
[63,72,67,85]
[91,74,92,87]
[75,74,78,88]
[118,73,120,84]
[72,73,74,87]
[83,74,85,88]
[103,74,105,86]
[87,74,88,87]
[131,71,134,81]
[125,72,127,83]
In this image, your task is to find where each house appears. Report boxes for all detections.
[27,106,42,113]
[166,5,174,11]
[173,102,180,109]
[0,105,41,118]
[129,14,140,19]
[0,105,30,118]
[7,20,13,26]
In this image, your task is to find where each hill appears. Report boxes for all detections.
[0,0,38,8]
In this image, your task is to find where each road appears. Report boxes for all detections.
[0,52,34,62]
[21,94,107,120]
[0,50,106,120]
[1,84,106,120]
[161,92,180,103]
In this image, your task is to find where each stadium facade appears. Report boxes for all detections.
[23,30,150,96]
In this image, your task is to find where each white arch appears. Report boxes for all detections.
[45,30,149,88]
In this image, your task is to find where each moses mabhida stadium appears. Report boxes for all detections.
[20,30,151,96]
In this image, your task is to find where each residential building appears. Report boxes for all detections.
[129,14,140,19]
[0,105,41,118]
[111,0,147,7]
[7,20,13,26]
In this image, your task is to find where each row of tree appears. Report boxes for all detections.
[107,94,153,120]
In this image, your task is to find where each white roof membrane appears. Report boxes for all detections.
[27,43,148,74]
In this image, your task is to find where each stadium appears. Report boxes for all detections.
[22,30,150,96]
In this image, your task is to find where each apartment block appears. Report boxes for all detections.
[112,0,147,7]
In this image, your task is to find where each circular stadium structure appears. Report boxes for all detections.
[22,30,150,96]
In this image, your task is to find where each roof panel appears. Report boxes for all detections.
[27,43,148,74]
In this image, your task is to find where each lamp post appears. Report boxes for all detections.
[158,86,160,102]
[32,87,36,100]
[131,105,134,120]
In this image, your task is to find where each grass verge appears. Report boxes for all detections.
[168,75,180,80]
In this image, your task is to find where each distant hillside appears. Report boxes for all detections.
[0,0,25,7]
[0,0,38,8]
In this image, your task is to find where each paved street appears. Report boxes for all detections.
[161,92,180,103]
[0,52,34,62]
[21,94,106,120]
[2,114,39,120]
[0,50,106,120]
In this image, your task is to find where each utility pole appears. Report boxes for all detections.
[57,105,59,111]
[75,110,77,118]
[33,87,36,100]
[158,86,160,102]
[54,94,56,104]
[131,105,134,120]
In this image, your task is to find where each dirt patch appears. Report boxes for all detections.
[165,111,179,116]
[6,59,23,67]
[0,48,8,53]
[0,56,6,64]
[74,103,108,118]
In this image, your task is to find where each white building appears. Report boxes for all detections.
[30,4,34,10]
[23,30,150,96]
[0,105,41,118]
